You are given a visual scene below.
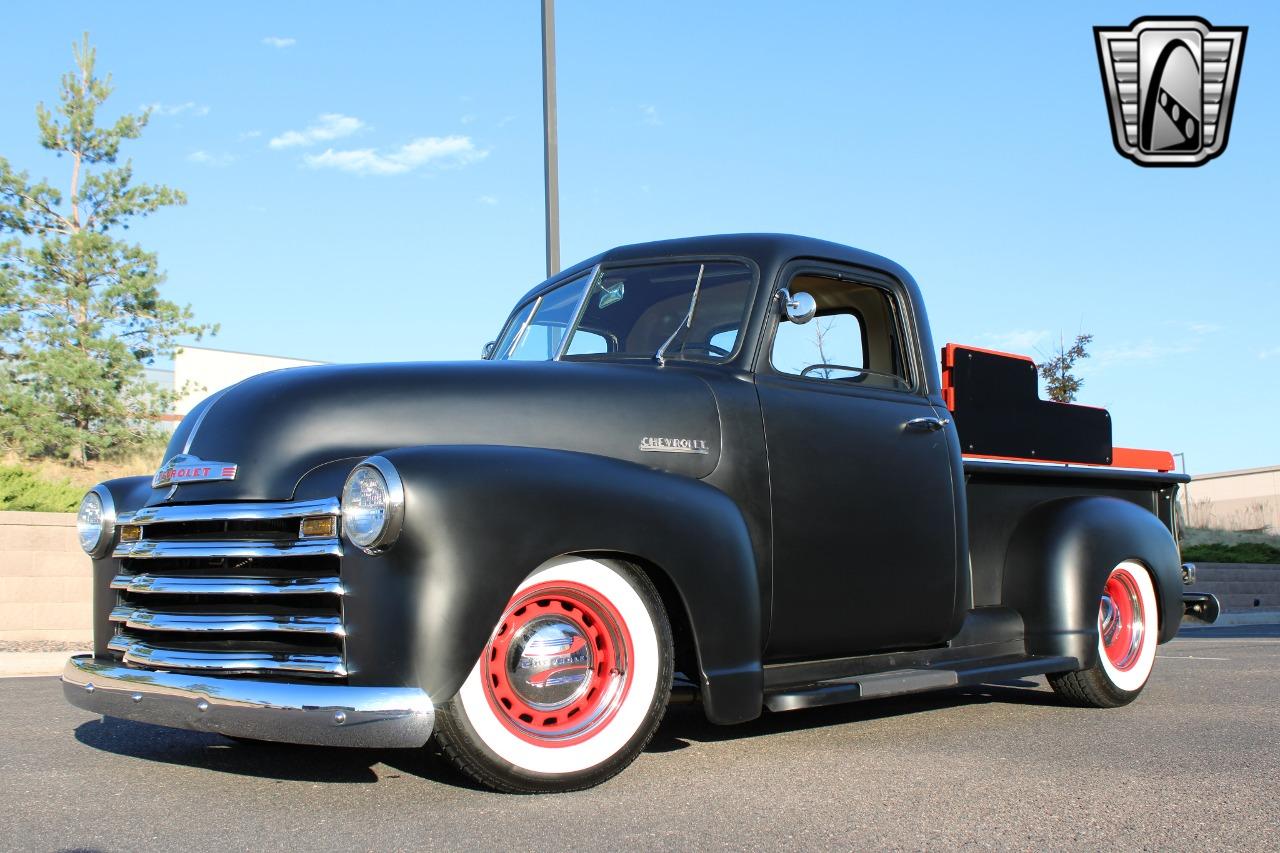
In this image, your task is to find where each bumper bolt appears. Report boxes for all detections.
[333,711,347,725]
[84,682,94,693]
[196,699,209,712]
[131,693,143,703]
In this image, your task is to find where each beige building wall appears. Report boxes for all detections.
[173,345,324,418]
[0,512,91,643]
[1185,464,1280,533]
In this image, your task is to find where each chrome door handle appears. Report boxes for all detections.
[905,417,950,432]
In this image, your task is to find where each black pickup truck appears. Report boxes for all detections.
[64,234,1205,793]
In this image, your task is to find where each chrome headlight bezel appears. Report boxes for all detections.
[340,456,405,555]
[77,484,117,558]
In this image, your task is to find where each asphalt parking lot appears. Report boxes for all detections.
[2,625,1277,852]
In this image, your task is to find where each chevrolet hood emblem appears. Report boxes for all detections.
[153,454,239,489]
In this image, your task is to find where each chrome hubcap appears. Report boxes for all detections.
[505,616,595,710]
[1099,594,1120,645]
[1100,569,1146,671]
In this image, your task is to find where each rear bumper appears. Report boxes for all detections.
[62,655,435,748]
[1182,592,1221,624]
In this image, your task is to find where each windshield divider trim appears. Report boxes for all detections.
[553,264,603,361]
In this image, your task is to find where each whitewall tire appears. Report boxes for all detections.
[1049,560,1160,707]
[434,556,673,793]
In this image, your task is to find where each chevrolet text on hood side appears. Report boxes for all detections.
[64,234,1201,794]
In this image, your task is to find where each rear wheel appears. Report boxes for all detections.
[434,556,673,793]
[1048,560,1159,707]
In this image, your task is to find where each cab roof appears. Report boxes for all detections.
[517,233,916,305]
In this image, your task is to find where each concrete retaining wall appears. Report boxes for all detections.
[1187,562,1280,613]
[0,513,1276,645]
[0,512,91,643]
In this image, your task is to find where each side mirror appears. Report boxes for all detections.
[781,290,817,325]
[481,341,497,360]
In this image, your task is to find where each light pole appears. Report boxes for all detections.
[541,0,560,278]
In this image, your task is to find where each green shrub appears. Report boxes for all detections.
[0,465,83,512]
[1181,541,1280,564]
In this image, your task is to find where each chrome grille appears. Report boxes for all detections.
[108,499,347,679]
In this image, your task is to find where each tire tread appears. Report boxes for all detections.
[1047,667,1135,708]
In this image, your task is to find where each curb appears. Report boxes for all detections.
[0,651,81,678]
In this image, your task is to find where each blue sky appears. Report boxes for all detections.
[1,2,1276,474]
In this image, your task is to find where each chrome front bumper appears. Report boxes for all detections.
[62,655,435,748]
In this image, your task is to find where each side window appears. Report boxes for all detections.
[769,275,912,391]
[564,329,609,356]
[708,328,739,354]
[772,313,865,378]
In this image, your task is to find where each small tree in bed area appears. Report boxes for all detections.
[1039,333,1093,403]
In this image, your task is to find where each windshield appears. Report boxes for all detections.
[492,261,755,362]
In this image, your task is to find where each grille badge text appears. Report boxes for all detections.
[152,454,239,488]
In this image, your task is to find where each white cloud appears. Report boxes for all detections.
[1258,346,1280,360]
[1187,322,1222,335]
[1092,340,1197,367]
[496,115,515,128]
[187,150,234,167]
[146,101,210,117]
[977,329,1049,353]
[238,129,262,141]
[303,135,487,176]
[477,195,498,205]
[640,104,662,126]
[460,113,478,125]
[269,114,365,149]
[262,36,296,48]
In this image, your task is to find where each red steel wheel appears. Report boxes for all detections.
[1095,561,1158,692]
[435,557,673,793]
[1049,560,1159,706]
[1100,567,1143,672]
[481,580,634,746]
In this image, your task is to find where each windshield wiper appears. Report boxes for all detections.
[655,264,706,367]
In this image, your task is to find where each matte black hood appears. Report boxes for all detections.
[149,361,723,505]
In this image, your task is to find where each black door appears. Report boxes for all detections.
[758,269,959,661]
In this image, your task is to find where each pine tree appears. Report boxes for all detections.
[0,35,214,463]
[1039,333,1094,403]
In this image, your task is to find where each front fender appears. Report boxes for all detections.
[337,445,763,725]
[86,475,153,656]
[1002,496,1181,667]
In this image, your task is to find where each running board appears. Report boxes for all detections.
[763,655,1078,713]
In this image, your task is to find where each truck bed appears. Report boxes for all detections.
[964,457,1186,607]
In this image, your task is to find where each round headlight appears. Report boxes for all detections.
[340,457,404,554]
[77,485,115,558]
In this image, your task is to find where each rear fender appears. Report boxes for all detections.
[337,445,763,725]
[1002,496,1181,667]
